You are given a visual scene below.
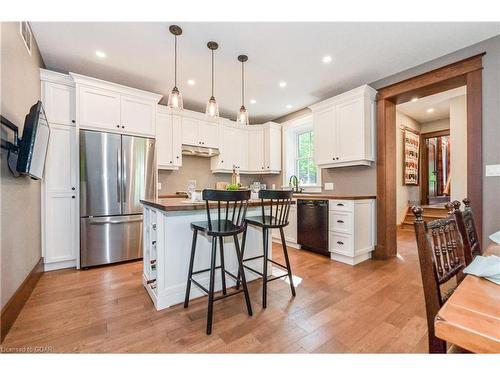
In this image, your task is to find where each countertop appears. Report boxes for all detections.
[141,197,295,212]
[292,193,376,200]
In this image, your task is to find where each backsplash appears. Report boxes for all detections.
[158,155,281,194]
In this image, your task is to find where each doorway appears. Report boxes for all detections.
[375,53,484,259]
[421,130,450,205]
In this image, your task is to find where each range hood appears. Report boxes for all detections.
[181,145,220,158]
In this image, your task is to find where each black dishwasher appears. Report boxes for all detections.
[297,200,329,256]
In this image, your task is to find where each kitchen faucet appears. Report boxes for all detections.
[289,175,302,193]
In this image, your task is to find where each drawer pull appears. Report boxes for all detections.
[337,241,344,245]
[152,224,157,230]
[337,203,344,206]
[146,279,156,284]
[152,241,157,246]
[337,220,344,223]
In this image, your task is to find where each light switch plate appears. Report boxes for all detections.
[157,182,162,190]
[485,164,500,177]
[324,182,334,191]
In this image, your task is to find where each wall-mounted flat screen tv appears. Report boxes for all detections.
[16,101,50,179]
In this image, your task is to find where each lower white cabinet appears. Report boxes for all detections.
[272,200,299,248]
[328,199,375,265]
[156,106,182,169]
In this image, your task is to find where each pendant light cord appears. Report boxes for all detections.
[174,35,178,88]
[241,61,245,106]
[211,49,214,97]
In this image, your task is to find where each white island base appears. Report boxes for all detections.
[142,202,271,311]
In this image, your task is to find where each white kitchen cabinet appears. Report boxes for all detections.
[41,78,75,125]
[41,70,79,271]
[309,85,376,168]
[181,111,219,148]
[78,85,121,131]
[328,199,375,265]
[212,121,281,174]
[248,128,265,172]
[156,107,182,170]
[71,73,162,137]
[272,200,299,249]
[120,95,156,137]
[264,123,281,173]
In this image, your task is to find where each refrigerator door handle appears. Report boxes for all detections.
[117,148,122,203]
[87,217,143,225]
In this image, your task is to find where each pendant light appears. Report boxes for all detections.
[236,54,249,125]
[205,41,219,118]
[167,25,183,110]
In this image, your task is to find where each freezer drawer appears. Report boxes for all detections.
[80,215,143,267]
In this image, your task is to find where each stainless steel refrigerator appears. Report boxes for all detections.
[79,130,155,268]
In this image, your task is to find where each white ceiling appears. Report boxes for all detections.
[397,86,466,123]
[30,22,500,123]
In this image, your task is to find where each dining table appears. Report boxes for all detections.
[434,244,500,353]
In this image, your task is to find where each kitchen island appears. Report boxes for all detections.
[140,197,276,310]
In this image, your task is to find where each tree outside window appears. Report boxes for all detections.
[296,131,317,185]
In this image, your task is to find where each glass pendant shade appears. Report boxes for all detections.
[167,86,183,110]
[237,105,249,125]
[205,96,219,117]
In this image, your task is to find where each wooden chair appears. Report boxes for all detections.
[184,189,253,335]
[448,198,481,265]
[412,205,467,353]
[236,190,296,308]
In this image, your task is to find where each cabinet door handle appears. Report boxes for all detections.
[122,126,125,129]
[176,156,180,159]
[116,125,120,128]
[152,224,157,230]
[72,187,76,190]
[337,241,344,245]
[71,120,75,124]
[337,203,344,206]
[337,220,344,223]
[72,195,76,199]
[152,240,157,246]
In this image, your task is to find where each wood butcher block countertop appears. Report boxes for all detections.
[141,197,295,212]
[292,193,376,200]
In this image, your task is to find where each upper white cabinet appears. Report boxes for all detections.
[120,95,156,136]
[212,120,281,174]
[41,70,76,125]
[156,106,182,170]
[71,73,162,137]
[309,85,376,168]
[181,110,219,148]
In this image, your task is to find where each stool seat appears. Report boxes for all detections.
[191,220,244,236]
[245,215,288,229]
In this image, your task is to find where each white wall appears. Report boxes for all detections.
[396,111,421,224]
[421,118,450,133]
[450,95,467,202]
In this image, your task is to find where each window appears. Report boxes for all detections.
[295,130,317,185]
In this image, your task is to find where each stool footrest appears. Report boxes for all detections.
[191,279,209,294]
[213,289,245,302]
[242,256,288,271]
[243,264,263,277]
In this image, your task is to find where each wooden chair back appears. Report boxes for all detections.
[202,189,251,233]
[258,190,293,227]
[448,198,481,265]
[412,205,466,353]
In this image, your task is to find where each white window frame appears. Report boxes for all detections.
[281,114,322,192]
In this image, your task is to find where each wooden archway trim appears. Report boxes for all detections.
[374,53,484,260]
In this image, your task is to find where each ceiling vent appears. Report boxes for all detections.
[19,22,32,55]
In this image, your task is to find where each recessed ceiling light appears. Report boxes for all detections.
[279,81,287,88]
[250,99,257,104]
[427,108,435,113]
[411,97,419,102]
[322,55,332,64]
[286,104,292,109]
[95,50,106,58]
[187,79,196,86]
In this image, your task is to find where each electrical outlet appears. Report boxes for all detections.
[157,182,162,190]
[486,164,500,177]
[324,182,334,191]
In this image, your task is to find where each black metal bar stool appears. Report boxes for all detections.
[184,189,253,335]
[237,190,296,308]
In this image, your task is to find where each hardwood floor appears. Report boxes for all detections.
[1,230,428,353]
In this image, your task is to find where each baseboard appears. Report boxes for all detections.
[1,257,43,343]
